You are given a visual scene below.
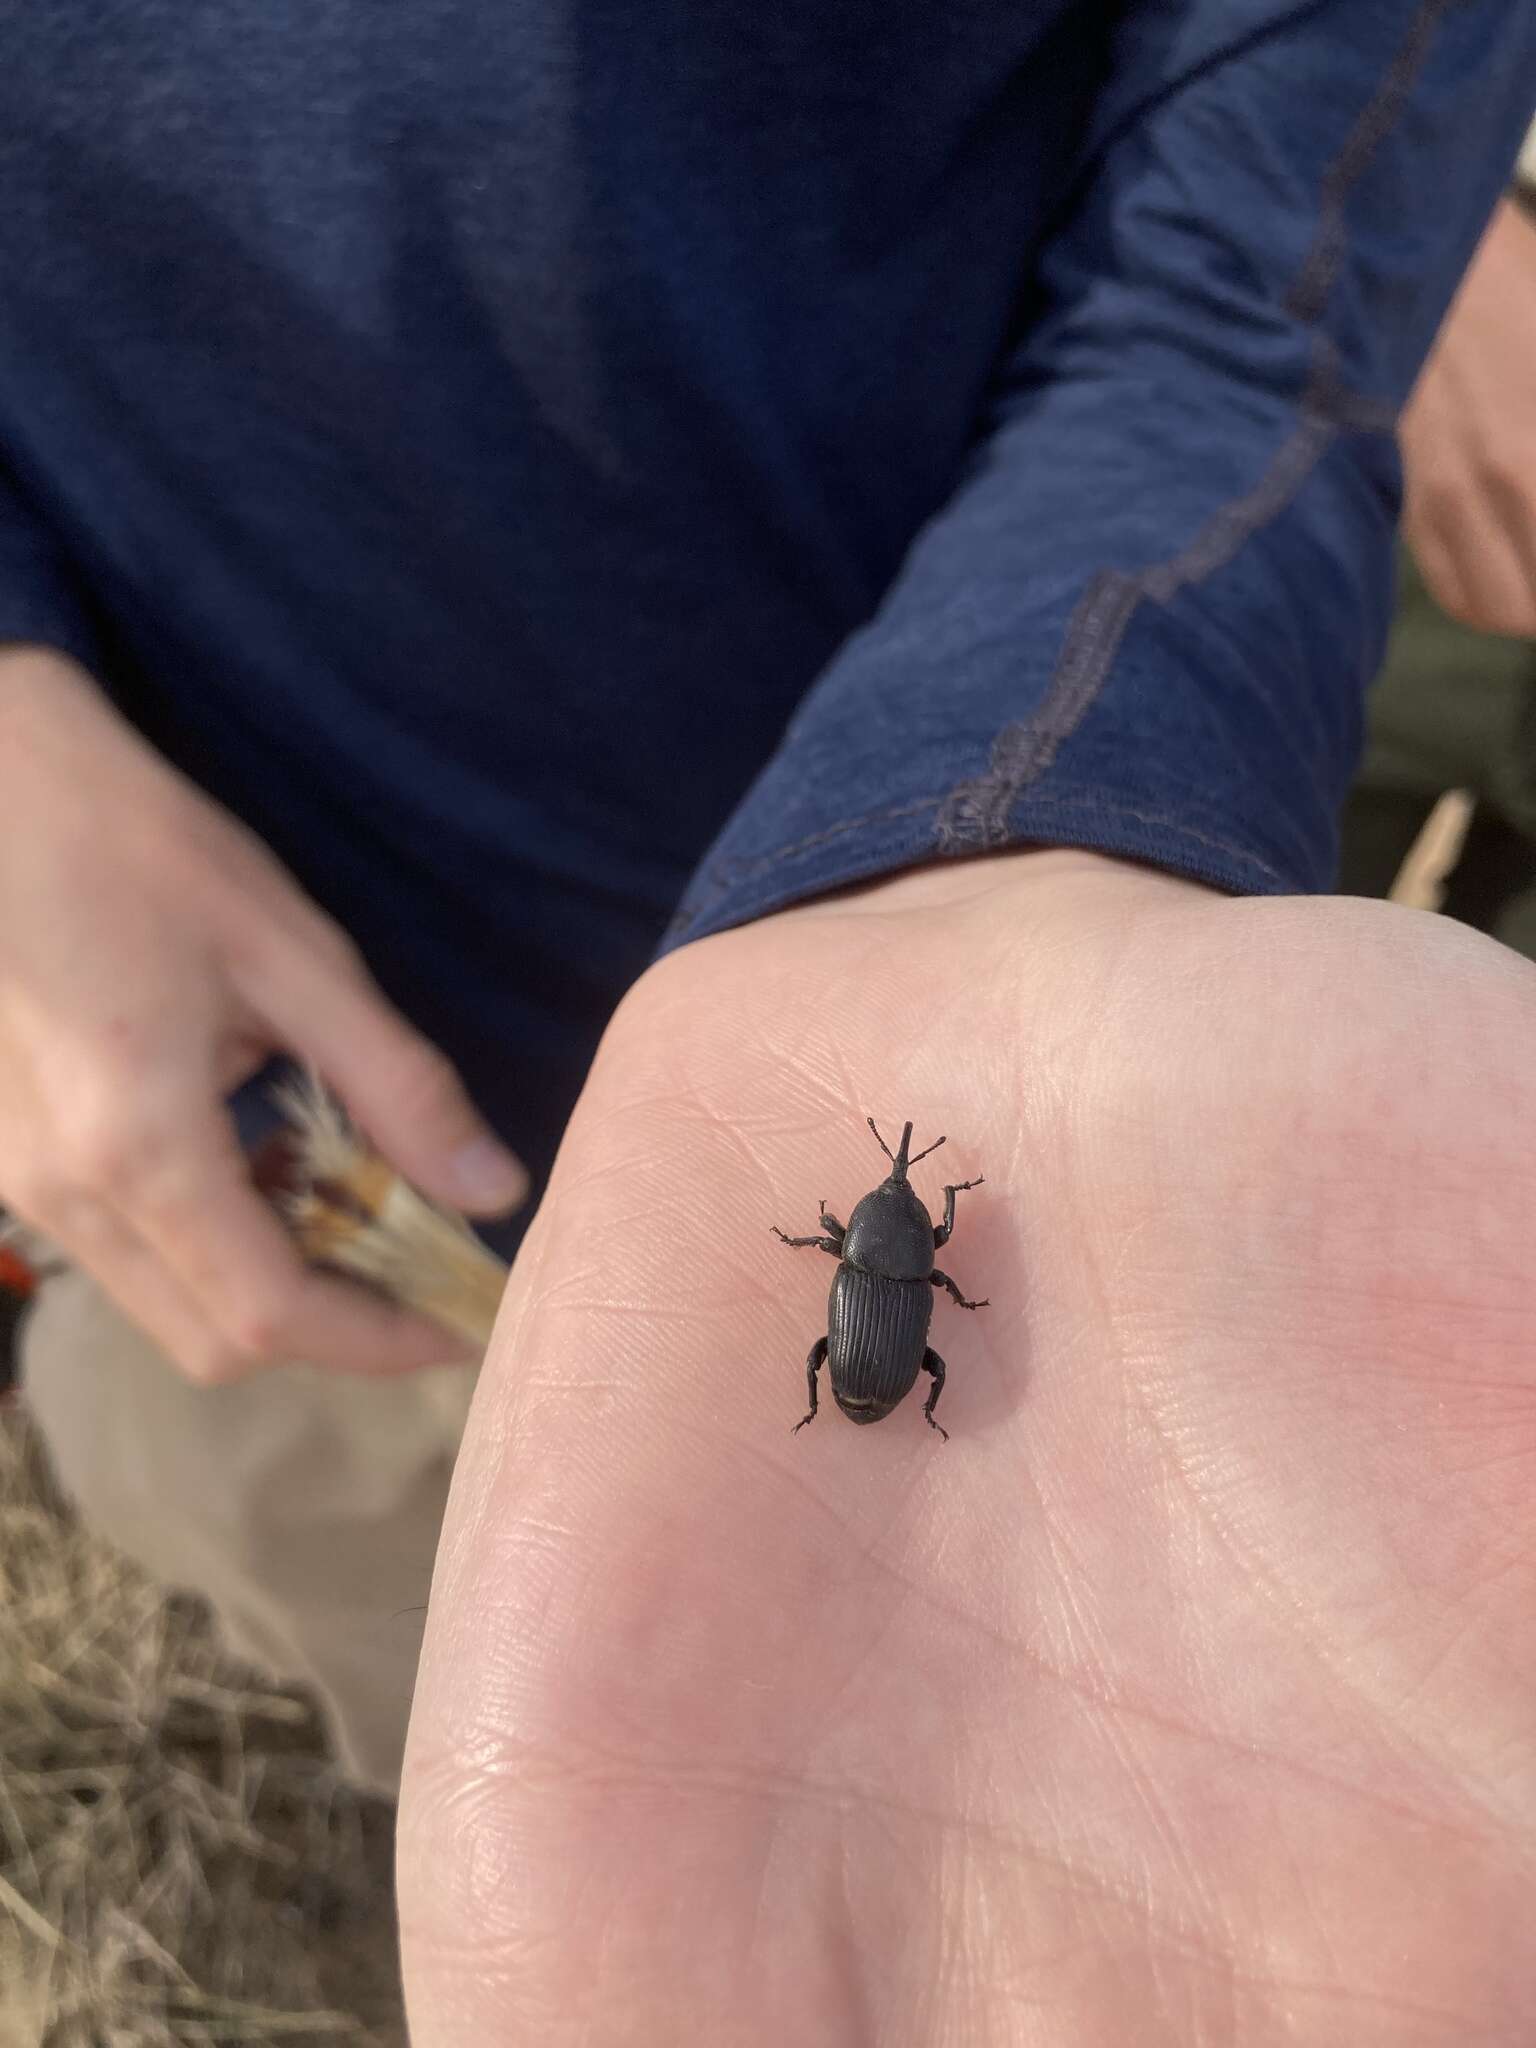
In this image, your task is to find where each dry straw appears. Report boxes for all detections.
[272,1073,509,1350]
[0,1075,506,2045]
[0,1410,405,2047]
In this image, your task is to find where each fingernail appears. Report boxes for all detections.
[450,1138,527,1211]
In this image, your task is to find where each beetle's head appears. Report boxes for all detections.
[867,1117,944,1186]
[834,1390,896,1424]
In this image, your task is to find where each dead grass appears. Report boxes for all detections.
[0,1402,405,2048]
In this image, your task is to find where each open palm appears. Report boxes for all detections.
[400,852,1536,2047]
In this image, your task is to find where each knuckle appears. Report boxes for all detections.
[182,1338,258,1386]
[221,1298,291,1359]
[54,1093,175,1194]
[60,1117,141,1191]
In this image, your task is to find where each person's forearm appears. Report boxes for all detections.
[662,4,1536,955]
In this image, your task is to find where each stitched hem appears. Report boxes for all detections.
[662,791,1303,951]
[666,797,942,942]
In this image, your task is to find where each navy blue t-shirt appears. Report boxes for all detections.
[1,3,1532,1195]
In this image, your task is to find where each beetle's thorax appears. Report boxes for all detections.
[841,1175,935,1280]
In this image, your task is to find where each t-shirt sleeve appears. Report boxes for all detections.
[662,0,1536,951]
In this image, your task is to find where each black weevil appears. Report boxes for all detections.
[772,1118,987,1440]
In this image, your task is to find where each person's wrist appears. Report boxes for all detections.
[623,844,1224,1095]
[773,844,1221,931]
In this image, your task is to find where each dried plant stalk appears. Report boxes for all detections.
[271,1075,510,1352]
[0,1409,404,2047]
[1387,786,1476,912]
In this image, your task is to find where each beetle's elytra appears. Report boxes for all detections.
[772,1117,988,1440]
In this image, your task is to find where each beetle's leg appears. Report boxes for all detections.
[920,1348,949,1440]
[932,1175,984,1248]
[771,1223,842,1255]
[931,1268,989,1311]
[817,1202,846,1247]
[792,1336,828,1433]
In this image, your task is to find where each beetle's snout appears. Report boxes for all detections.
[868,1114,946,1184]
[891,1120,914,1181]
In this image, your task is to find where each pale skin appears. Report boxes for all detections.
[398,850,1536,2047]
[1401,194,1536,638]
[0,644,527,1382]
[3,620,1534,2039]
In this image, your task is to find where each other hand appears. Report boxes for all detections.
[1401,195,1536,639]
[0,645,526,1381]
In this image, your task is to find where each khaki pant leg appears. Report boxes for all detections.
[21,1267,476,1797]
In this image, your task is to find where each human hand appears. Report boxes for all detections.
[0,645,526,1381]
[1401,195,1536,638]
[400,848,1536,2045]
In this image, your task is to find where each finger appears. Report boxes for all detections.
[127,1117,476,1375]
[1482,468,1536,638]
[15,1185,250,1384]
[1410,508,1535,638]
[1464,535,1536,639]
[249,943,529,1218]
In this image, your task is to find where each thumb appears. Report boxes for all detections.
[261,944,529,1218]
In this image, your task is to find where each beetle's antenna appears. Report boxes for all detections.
[868,1119,946,1180]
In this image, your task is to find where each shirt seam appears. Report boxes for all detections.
[668,790,1287,940]
[935,0,1453,854]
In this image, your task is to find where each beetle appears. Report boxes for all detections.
[771,1117,987,1440]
